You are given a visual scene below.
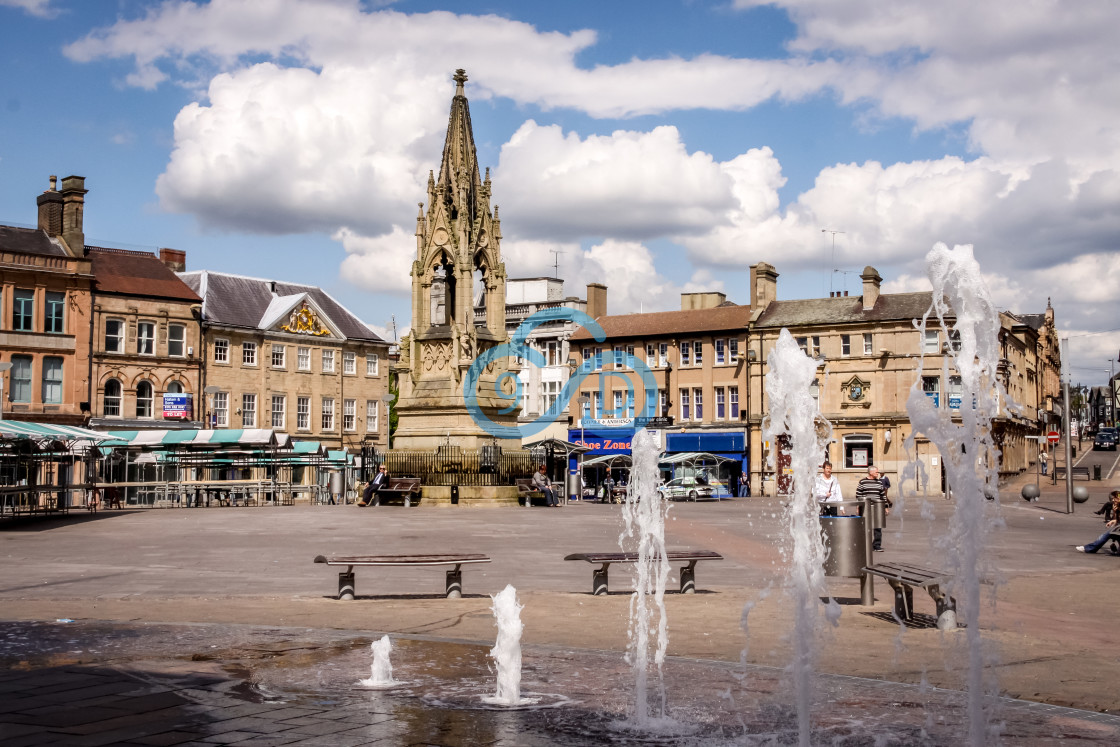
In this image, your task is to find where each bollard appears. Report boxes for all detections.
[1094,464,1102,481]
[445,568,462,598]
[1021,484,1040,502]
[338,571,355,601]
[679,563,696,594]
[593,566,609,595]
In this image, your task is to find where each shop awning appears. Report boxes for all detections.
[658,451,739,466]
[100,429,288,449]
[0,422,112,442]
[524,438,590,456]
[582,453,633,468]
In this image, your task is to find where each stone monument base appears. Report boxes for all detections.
[420,485,521,507]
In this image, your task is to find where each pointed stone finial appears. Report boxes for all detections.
[453,68,468,96]
[484,167,490,183]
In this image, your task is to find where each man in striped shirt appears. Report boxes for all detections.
[856,465,892,551]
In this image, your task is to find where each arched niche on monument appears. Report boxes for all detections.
[472,253,488,328]
[429,252,456,327]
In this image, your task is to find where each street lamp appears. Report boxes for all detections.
[0,361,12,421]
[203,385,221,429]
[381,392,395,449]
[577,394,591,500]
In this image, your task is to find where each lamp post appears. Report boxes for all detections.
[203,385,221,429]
[381,392,395,450]
[0,361,12,420]
[577,394,591,500]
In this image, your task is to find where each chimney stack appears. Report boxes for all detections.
[586,283,607,320]
[36,175,63,238]
[861,266,882,310]
[680,291,727,310]
[60,175,87,257]
[159,248,186,272]
[749,262,779,310]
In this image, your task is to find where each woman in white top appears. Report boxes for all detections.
[814,461,843,516]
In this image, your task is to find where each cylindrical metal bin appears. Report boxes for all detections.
[868,500,887,529]
[821,514,867,577]
[329,471,343,499]
[567,472,581,501]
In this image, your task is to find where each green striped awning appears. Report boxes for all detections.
[0,422,112,442]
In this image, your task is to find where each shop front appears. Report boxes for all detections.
[568,426,636,499]
[663,431,748,497]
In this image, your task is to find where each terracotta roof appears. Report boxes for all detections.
[570,304,752,341]
[179,270,383,342]
[0,225,68,257]
[88,247,201,302]
[754,292,938,328]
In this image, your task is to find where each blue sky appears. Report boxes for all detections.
[2,0,1118,384]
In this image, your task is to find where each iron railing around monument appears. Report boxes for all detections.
[366,445,539,487]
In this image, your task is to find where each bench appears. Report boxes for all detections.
[313,553,490,599]
[863,561,957,629]
[564,550,723,595]
[514,478,564,506]
[1053,466,1091,481]
[368,477,422,506]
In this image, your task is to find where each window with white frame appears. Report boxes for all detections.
[659,343,668,367]
[272,344,286,368]
[693,387,703,420]
[730,386,739,419]
[105,319,125,353]
[948,329,962,352]
[716,387,726,419]
[546,340,560,366]
[213,392,229,427]
[366,353,379,376]
[646,344,656,368]
[366,400,378,431]
[614,346,624,370]
[271,395,286,429]
[242,341,257,366]
[593,390,602,419]
[716,339,726,365]
[693,341,703,365]
[923,330,940,354]
[42,356,63,404]
[680,341,690,366]
[138,322,155,355]
[136,381,154,418]
[168,324,185,357]
[343,351,356,375]
[796,336,808,354]
[103,378,121,416]
[841,334,851,357]
[343,398,356,431]
[296,396,310,430]
[625,390,634,418]
[242,393,257,427]
[594,347,603,371]
[680,389,690,420]
[659,390,669,417]
[297,346,310,370]
[948,375,963,411]
[863,333,873,355]
[626,345,635,368]
[730,338,739,364]
[543,381,560,413]
[613,391,623,417]
[582,347,591,362]
[321,397,335,430]
[812,336,820,357]
[214,338,229,363]
[321,349,335,373]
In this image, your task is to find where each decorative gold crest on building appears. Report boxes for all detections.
[282,302,331,336]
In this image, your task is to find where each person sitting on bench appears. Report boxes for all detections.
[532,464,559,507]
[360,465,390,507]
[1076,490,1119,554]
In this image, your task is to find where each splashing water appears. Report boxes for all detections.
[762,329,840,747]
[482,584,537,706]
[620,429,672,728]
[905,242,1003,745]
[357,635,397,688]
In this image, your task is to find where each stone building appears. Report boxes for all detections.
[178,270,391,452]
[747,263,1061,497]
[87,247,203,429]
[0,176,94,425]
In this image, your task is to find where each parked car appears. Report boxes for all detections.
[658,477,717,501]
[1094,431,1116,451]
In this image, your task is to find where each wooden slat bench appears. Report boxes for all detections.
[369,478,422,506]
[1053,466,1091,481]
[314,554,490,599]
[514,478,563,506]
[863,561,957,629]
[564,550,723,595]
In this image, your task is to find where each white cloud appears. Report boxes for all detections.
[0,0,58,19]
[335,225,416,295]
[496,122,735,241]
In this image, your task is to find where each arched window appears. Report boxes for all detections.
[166,381,183,394]
[136,380,154,418]
[103,379,122,417]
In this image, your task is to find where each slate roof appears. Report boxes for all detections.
[0,225,68,257]
[88,247,201,302]
[179,270,383,342]
[570,304,752,341]
[754,292,937,328]
[1012,313,1046,331]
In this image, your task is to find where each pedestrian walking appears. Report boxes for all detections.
[1039,449,1048,476]
[814,461,843,516]
[856,465,892,551]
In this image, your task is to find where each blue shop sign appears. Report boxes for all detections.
[665,431,744,453]
[568,428,634,455]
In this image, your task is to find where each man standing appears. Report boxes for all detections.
[856,465,892,551]
[814,461,843,516]
[533,464,559,507]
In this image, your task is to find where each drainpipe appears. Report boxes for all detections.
[87,286,95,425]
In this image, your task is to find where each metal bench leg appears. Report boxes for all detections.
[679,561,697,594]
[445,565,463,598]
[593,564,610,595]
[887,579,912,621]
[338,570,356,601]
[928,584,958,630]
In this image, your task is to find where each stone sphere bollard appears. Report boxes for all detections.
[1021,484,1040,502]
[1072,486,1090,504]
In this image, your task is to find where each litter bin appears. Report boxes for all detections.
[567,472,581,502]
[821,512,867,577]
[1094,464,1102,481]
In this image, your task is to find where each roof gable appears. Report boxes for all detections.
[260,294,345,339]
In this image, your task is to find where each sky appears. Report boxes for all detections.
[1,0,1118,389]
